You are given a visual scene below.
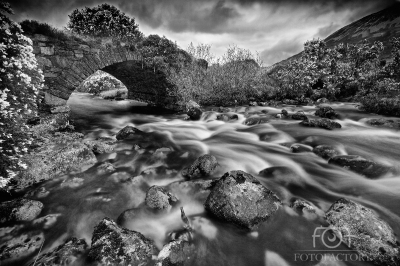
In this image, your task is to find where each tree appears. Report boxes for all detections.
[0,0,44,186]
[67,3,142,43]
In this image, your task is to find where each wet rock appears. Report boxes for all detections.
[300,118,342,130]
[315,106,339,119]
[11,141,97,191]
[88,217,157,265]
[116,126,145,140]
[281,109,289,117]
[290,199,315,213]
[290,143,313,153]
[32,237,88,266]
[316,98,329,104]
[243,116,269,126]
[0,198,43,223]
[33,214,61,229]
[261,109,269,114]
[84,139,116,154]
[27,116,41,125]
[186,100,202,120]
[204,170,281,229]
[0,232,44,261]
[97,161,116,173]
[325,198,400,266]
[216,113,238,121]
[60,177,84,188]
[181,154,218,179]
[291,111,308,120]
[25,187,49,199]
[249,101,258,106]
[145,186,179,211]
[313,145,339,159]
[157,239,195,266]
[366,118,400,129]
[328,155,391,178]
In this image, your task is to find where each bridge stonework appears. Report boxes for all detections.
[31,34,172,109]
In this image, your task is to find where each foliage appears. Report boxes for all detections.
[20,20,70,41]
[77,70,122,95]
[67,3,142,45]
[0,1,44,186]
[168,43,275,106]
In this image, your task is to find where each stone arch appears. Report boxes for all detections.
[31,34,172,108]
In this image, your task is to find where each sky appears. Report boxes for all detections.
[9,0,398,66]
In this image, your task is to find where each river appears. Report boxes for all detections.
[14,93,400,265]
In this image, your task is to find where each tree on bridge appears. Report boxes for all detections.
[67,3,143,44]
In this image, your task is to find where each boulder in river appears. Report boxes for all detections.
[291,111,308,120]
[204,170,281,229]
[313,145,339,160]
[181,154,218,179]
[217,113,239,121]
[88,217,157,265]
[186,100,202,120]
[243,116,269,126]
[328,155,391,178]
[315,106,339,119]
[116,126,145,140]
[145,186,179,211]
[32,237,88,266]
[290,143,313,153]
[325,198,400,266]
[300,118,341,130]
[0,198,43,223]
[366,118,400,129]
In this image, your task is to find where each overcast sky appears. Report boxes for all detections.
[9,0,397,66]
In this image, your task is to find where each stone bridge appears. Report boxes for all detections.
[31,34,173,109]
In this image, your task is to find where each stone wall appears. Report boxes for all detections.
[30,34,158,107]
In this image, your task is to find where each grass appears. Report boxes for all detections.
[19,20,83,42]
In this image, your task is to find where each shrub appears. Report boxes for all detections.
[0,1,44,186]
[67,3,142,45]
[20,20,70,41]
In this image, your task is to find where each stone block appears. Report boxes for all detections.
[44,72,58,78]
[36,57,52,68]
[40,46,54,55]
[44,92,68,106]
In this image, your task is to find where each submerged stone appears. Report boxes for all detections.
[181,154,218,179]
[204,170,281,229]
[32,237,88,266]
[325,198,400,266]
[300,118,342,130]
[328,155,391,178]
[116,126,145,140]
[0,198,43,223]
[290,143,313,153]
[291,111,308,120]
[313,145,339,160]
[315,106,339,119]
[0,231,44,262]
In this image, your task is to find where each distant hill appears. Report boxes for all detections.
[270,3,400,70]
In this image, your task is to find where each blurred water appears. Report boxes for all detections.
[18,93,400,265]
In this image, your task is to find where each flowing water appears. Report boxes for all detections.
[12,93,400,265]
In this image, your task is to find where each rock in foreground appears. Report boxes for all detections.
[33,237,88,266]
[116,126,145,140]
[204,170,281,229]
[328,155,391,178]
[0,198,43,223]
[182,154,218,179]
[88,217,157,265]
[325,198,400,266]
[157,239,195,266]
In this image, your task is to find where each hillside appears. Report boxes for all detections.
[271,3,400,69]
